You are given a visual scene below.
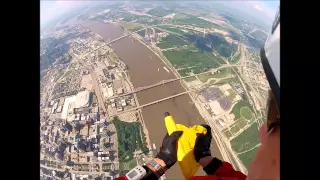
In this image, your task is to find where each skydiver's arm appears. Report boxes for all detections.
[116,131,182,180]
[115,164,159,180]
[198,156,246,180]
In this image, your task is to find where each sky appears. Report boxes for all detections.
[248,1,279,21]
[40,0,279,26]
[40,0,91,26]
[212,1,279,23]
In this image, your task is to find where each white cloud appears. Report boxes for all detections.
[245,1,278,21]
[213,0,278,25]
[40,1,90,25]
[254,4,263,11]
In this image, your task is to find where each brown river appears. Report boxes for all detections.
[63,19,222,178]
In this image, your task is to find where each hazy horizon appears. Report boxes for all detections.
[40,0,279,30]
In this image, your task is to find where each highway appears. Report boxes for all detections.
[41,157,116,165]
[75,55,119,170]
[40,164,101,175]
[148,35,247,172]
[45,21,240,107]
[107,64,242,100]
[233,45,259,115]
[74,21,240,70]
[189,88,247,172]
[79,27,149,59]
[109,91,191,117]
[43,22,253,175]
[130,32,246,171]
[77,23,193,60]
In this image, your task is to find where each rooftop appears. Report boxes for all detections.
[75,91,91,108]
[201,87,223,102]
[61,95,76,120]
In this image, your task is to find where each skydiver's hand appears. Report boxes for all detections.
[156,131,183,169]
[194,124,212,162]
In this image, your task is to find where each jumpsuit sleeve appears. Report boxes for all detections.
[203,158,246,180]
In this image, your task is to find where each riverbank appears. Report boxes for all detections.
[80,20,223,178]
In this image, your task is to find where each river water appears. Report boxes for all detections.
[66,19,223,178]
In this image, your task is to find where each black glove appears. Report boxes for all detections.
[156,131,183,169]
[194,124,212,162]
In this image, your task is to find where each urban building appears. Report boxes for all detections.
[80,124,89,136]
[61,95,76,120]
[75,91,91,108]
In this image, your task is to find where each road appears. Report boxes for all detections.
[191,92,247,173]
[238,55,266,113]
[109,90,191,117]
[233,45,261,116]
[131,31,246,171]
[124,73,153,153]
[76,23,199,60]
[40,164,101,175]
[41,153,119,175]
[41,157,116,165]
[45,63,72,106]
[74,55,119,172]
[45,22,255,175]
[106,64,242,100]
[79,27,149,59]
[140,33,249,172]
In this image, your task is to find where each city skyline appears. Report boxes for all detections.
[40,2,274,179]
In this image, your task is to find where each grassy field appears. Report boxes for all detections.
[172,13,228,31]
[237,118,249,129]
[183,32,236,58]
[230,122,260,153]
[120,13,155,25]
[230,124,241,135]
[224,117,248,134]
[157,34,189,49]
[237,146,259,168]
[231,51,241,64]
[147,7,173,17]
[163,49,225,77]
[213,77,237,85]
[157,26,192,36]
[197,68,232,83]
[155,30,229,76]
[240,107,253,120]
[177,69,192,77]
[197,73,214,83]
[164,50,221,70]
[119,21,143,31]
[250,30,268,42]
[223,130,233,139]
[171,13,189,21]
[184,76,197,82]
[208,79,216,85]
[119,158,137,175]
[231,100,253,120]
[226,89,238,102]
[137,29,145,37]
